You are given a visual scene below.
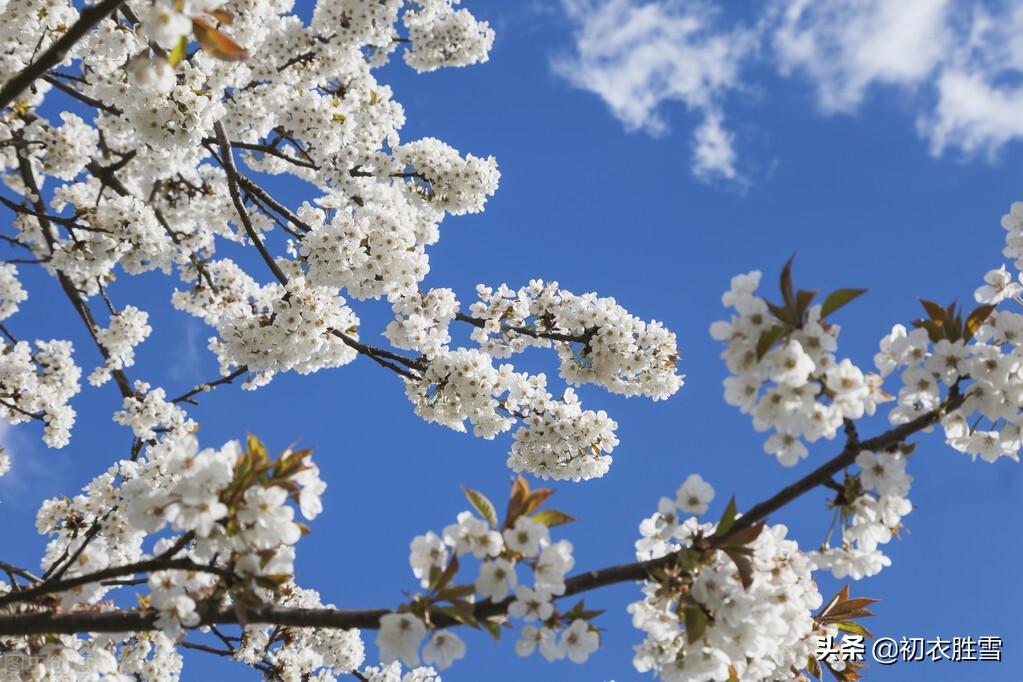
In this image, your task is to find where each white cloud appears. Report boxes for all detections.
[692,112,738,181]
[772,0,951,111]
[555,0,1023,182]
[554,0,754,181]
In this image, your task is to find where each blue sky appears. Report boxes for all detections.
[3,1,1023,680]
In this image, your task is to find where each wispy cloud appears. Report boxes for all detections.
[555,0,1023,182]
[168,319,204,382]
[554,0,754,182]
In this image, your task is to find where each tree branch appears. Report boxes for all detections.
[0,0,125,111]
[213,122,289,287]
[0,392,964,636]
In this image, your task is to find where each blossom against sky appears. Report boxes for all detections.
[2,1,1023,681]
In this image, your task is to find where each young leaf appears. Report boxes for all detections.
[756,325,784,361]
[503,475,530,529]
[684,602,709,644]
[723,547,754,589]
[820,288,867,318]
[722,521,764,548]
[430,555,459,592]
[713,496,738,538]
[780,255,796,310]
[521,488,555,516]
[919,299,946,322]
[965,303,996,341]
[192,18,249,61]
[168,36,188,67]
[796,289,818,317]
[480,619,502,641]
[462,486,498,527]
[531,509,576,527]
[835,620,874,639]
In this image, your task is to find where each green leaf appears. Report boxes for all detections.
[796,289,819,317]
[435,604,478,628]
[461,487,498,527]
[168,36,188,67]
[780,255,796,309]
[835,620,874,639]
[806,655,822,680]
[436,583,475,601]
[713,497,738,538]
[503,475,530,529]
[766,300,798,327]
[480,619,502,641]
[965,303,997,341]
[430,555,459,592]
[191,17,249,61]
[531,509,576,527]
[722,521,764,548]
[820,288,867,318]
[919,299,946,321]
[522,488,555,517]
[684,602,709,644]
[755,325,784,361]
[723,547,754,589]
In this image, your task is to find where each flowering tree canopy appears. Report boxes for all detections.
[0,1,1018,681]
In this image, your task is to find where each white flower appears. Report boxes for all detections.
[141,4,193,49]
[443,511,503,558]
[377,614,427,668]
[421,630,465,670]
[502,516,549,557]
[768,340,815,387]
[825,359,869,419]
[474,558,517,601]
[763,431,808,467]
[508,585,554,621]
[515,625,562,661]
[410,531,449,588]
[675,474,715,514]
[974,265,1022,304]
[559,619,599,663]
[534,540,575,595]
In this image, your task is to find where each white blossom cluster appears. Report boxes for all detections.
[0,338,80,449]
[0,630,184,682]
[711,273,887,466]
[405,348,619,480]
[389,508,596,672]
[385,288,459,355]
[236,586,366,680]
[208,272,361,389]
[630,476,823,682]
[403,0,496,73]
[0,0,682,492]
[469,280,683,400]
[874,317,1023,465]
[0,263,26,322]
[13,434,349,679]
[809,449,912,580]
[89,305,152,386]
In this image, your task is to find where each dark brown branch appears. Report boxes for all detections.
[454,312,595,345]
[16,148,134,398]
[0,556,224,609]
[170,366,249,405]
[0,391,964,636]
[41,74,121,115]
[0,0,125,111]
[213,122,289,286]
[328,329,422,380]
[0,561,41,585]
[234,174,313,233]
